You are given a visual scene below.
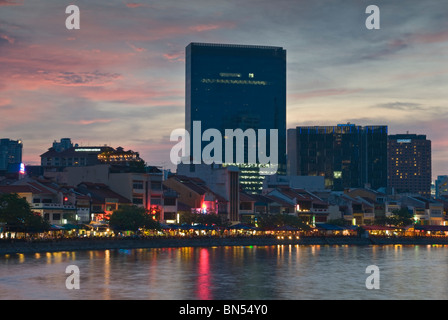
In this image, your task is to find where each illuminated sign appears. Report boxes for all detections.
[75,148,102,152]
[337,123,355,127]
[19,163,25,174]
[397,139,411,143]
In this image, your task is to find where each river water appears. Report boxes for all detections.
[0,244,447,300]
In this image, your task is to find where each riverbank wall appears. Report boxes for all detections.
[2,236,448,255]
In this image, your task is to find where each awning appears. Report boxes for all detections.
[274,225,301,232]
[229,223,256,230]
[50,224,65,230]
[62,223,83,230]
[314,224,345,231]
[161,223,181,230]
[362,225,402,231]
[179,223,215,230]
[414,225,448,232]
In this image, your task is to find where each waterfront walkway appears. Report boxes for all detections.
[2,235,448,255]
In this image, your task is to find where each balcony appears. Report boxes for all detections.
[429,210,443,218]
[309,208,329,214]
[32,203,76,210]
[363,212,375,219]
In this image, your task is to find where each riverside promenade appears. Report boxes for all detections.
[2,236,448,255]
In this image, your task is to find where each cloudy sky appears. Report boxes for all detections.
[1,0,447,180]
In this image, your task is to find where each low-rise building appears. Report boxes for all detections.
[75,182,131,223]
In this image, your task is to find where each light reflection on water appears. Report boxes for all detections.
[1,245,448,300]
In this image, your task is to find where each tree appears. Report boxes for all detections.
[257,213,310,230]
[375,208,413,227]
[180,212,223,226]
[109,205,160,232]
[24,211,51,233]
[0,193,49,235]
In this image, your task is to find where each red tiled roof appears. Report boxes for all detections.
[76,183,131,204]
[0,185,35,194]
[0,182,55,195]
[239,192,256,202]
[266,195,294,207]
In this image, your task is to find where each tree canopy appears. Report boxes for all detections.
[179,212,225,227]
[257,213,311,230]
[0,193,49,233]
[109,205,161,232]
[375,208,414,227]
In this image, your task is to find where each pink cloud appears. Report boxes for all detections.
[127,42,146,52]
[189,22,236,33]
[125,2,145,8]
[0,34,15,44]
[189,24,221,32]
[0,0,23,6]
[79,85,183,105]
[412,30,448,44]
[0,98,11,107]
[73,119,113,125]
[163,52,184,62]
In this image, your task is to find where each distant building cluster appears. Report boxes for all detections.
[0,42,444,229]
[40,138,144,169]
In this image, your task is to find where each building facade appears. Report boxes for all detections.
[185,42,287,194]
[388,134,431,197]
[435,175,448,199]
[41,138,143,170]
[177,163,240,222]
[288,124,388,191]
[0,138,23,173]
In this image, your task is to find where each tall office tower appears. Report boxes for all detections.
[388,134,431,197]
[185,43,287,194]
[287,124,388,191]
[0,138,23,172]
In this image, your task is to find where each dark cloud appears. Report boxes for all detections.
[46,71,122,86]
[373,102,424,111]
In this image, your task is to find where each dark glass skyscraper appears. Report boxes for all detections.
[185,43,287,193]
[0,138,23,173]
[287,124,388,191]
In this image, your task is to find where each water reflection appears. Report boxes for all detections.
[197,248,211,300]
[1,245,448,299]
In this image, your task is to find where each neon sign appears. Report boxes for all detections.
[19,163,25,174]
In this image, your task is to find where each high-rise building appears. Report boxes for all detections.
[388,134,431,197]
[185,42,287,194]
[0,138,23,173]
[287,124,388,191]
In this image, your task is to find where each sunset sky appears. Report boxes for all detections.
[1,0,447,180]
